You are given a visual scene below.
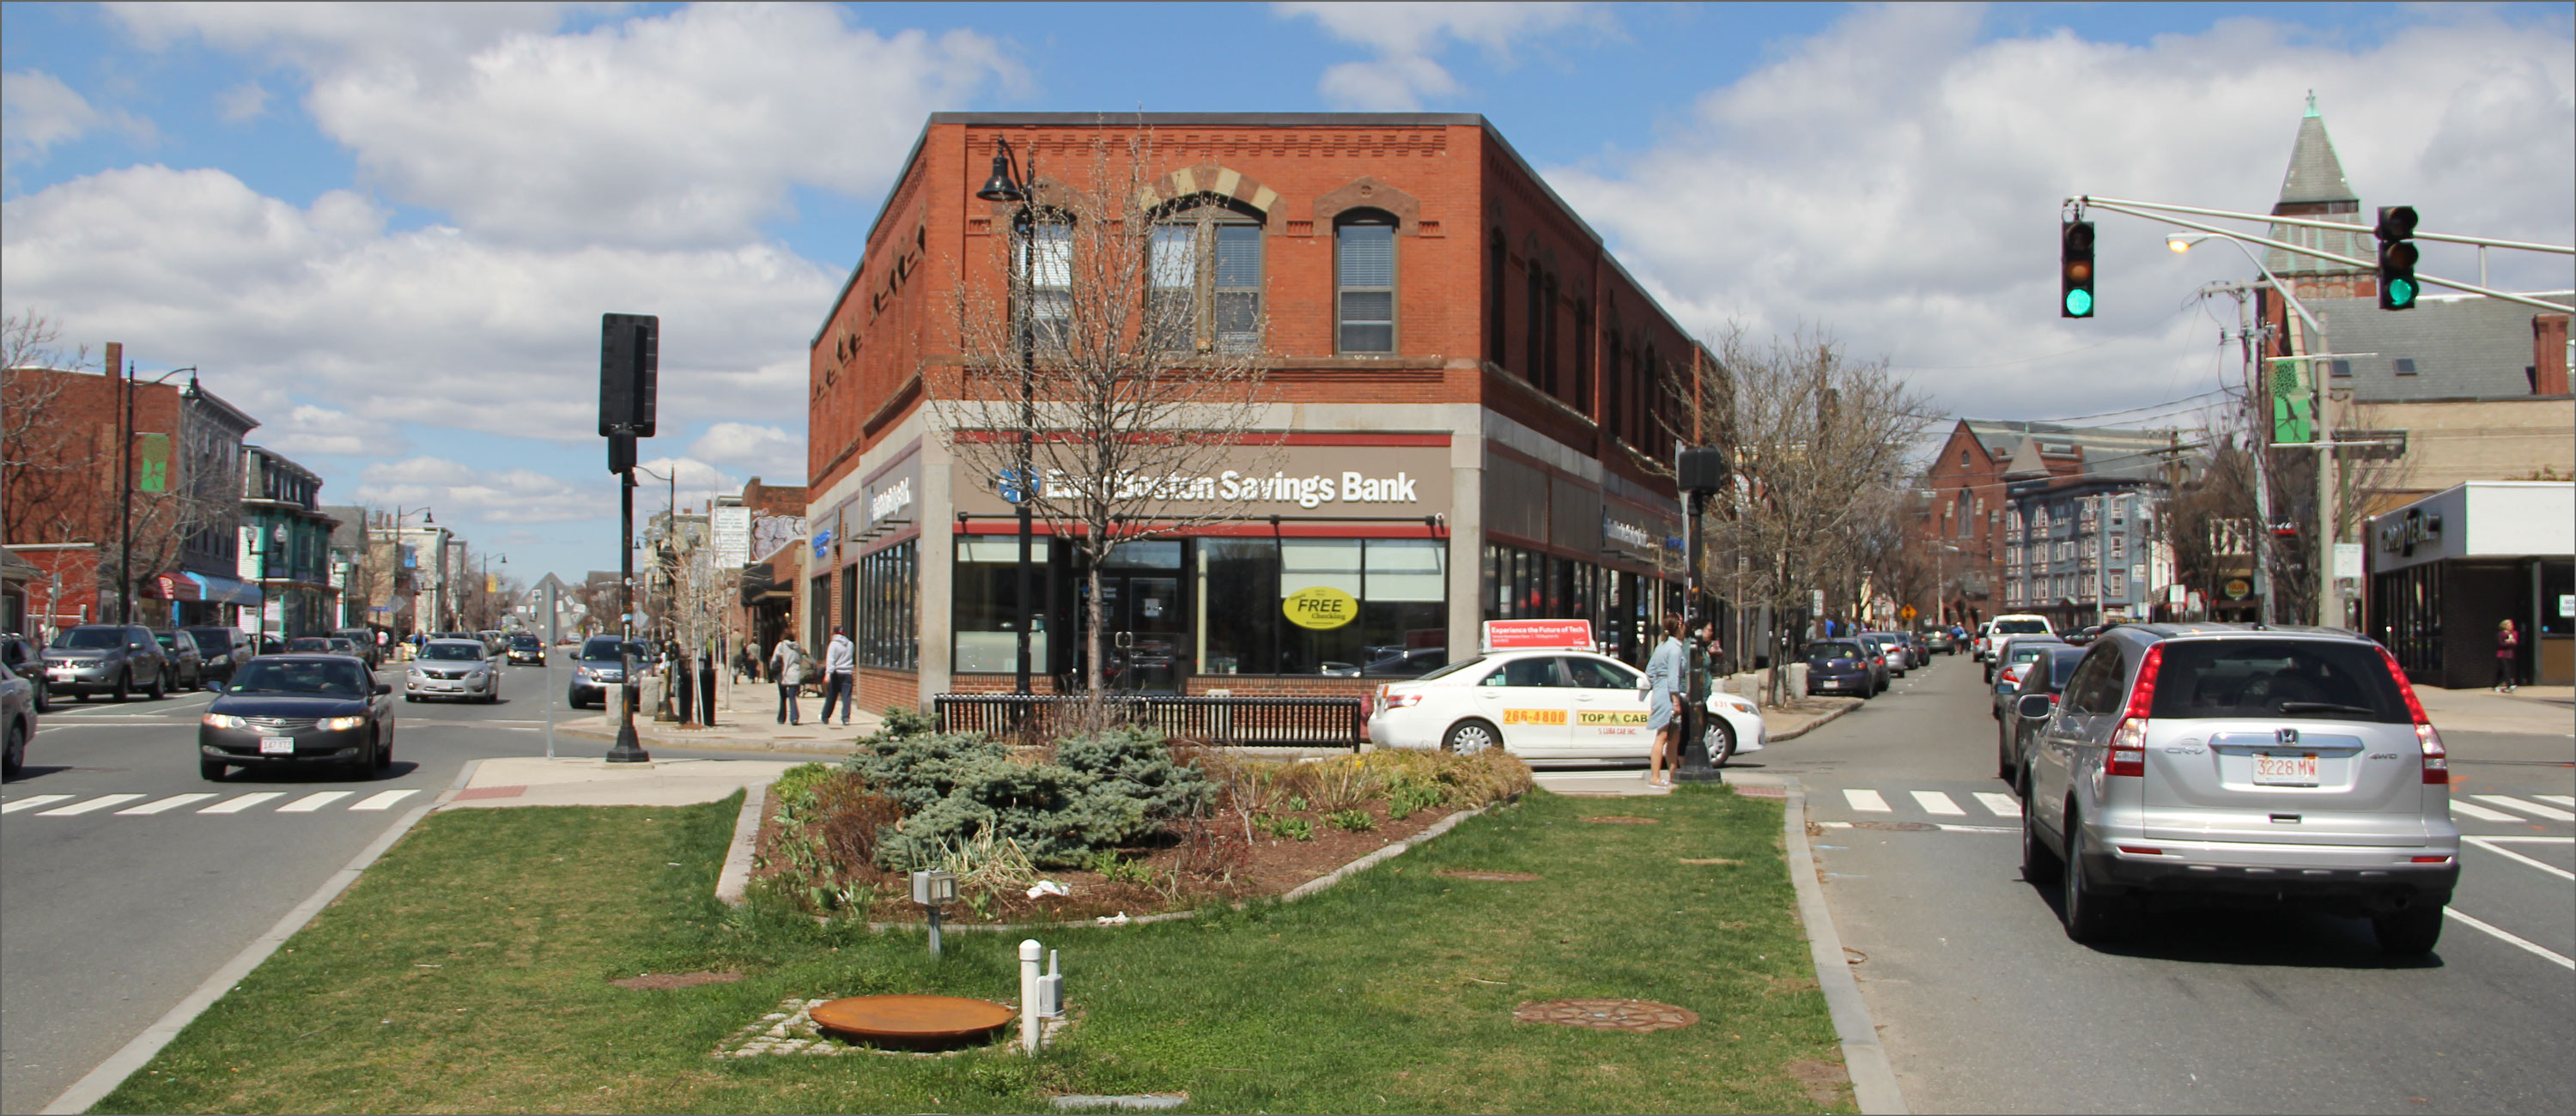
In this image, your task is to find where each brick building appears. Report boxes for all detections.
[804,112,1709,710]
[1,351,261,633]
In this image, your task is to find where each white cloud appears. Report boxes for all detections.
[216,81,269,122]
[2,70,155,167]
[1542,6,2576,422]
[112,3,1018,250]
[687,422,802,480]
[635,455,742,513]
[353,455,609,525]
[1279,2,1605,111]
[259,403,408,458]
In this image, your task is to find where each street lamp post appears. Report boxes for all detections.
[975,138,1041,702]
[116,363,195,625]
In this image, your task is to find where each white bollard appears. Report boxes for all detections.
[1018,938,1043,1054]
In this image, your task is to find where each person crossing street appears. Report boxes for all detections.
[819,626,856,725]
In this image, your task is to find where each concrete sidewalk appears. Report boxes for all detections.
[550,673,884,756]
[2415,682,2574,737]
[1533,695,1863,798]
[444,755,804,809]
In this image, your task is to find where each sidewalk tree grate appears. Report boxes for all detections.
[1581,815,1661,825]
[1436,870,1541,882]
[1513,998,1699,1033]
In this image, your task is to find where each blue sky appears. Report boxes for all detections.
[4,2,2571,588]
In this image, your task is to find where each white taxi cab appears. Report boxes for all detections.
[1364,621,1765,766]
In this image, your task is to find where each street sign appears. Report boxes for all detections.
[1899,605,1917,622]
[711,506,751,567]
[997,469,1036,505]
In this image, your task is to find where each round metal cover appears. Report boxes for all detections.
[808,994,1014,1049]
[1513,998,1699,1033]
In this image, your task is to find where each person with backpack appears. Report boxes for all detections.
[770,634,808,725]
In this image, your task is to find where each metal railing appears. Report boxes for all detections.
[933,693,1363,749]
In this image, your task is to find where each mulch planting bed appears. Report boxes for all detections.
[1513,998,1701,1033]
[750,790,1473,925]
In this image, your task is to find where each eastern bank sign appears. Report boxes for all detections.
[954,442,1450,519]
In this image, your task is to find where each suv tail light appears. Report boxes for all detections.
[2001,664,2026,687]
[2375,646,2447,785]
[2105,644,2166,779]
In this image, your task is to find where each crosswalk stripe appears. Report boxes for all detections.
[198,792,285,815]
[117,793,221,816]
[2,795,75,815]
[1973,792,2022,818]
[1844,789,1892,812]
[275,791,355,813]
[2474,795,2576,822]
[1911,791,1966,816]
[37,794,146,816]
[2538,795,2574,809]
[347,790,418,811]
[2451,799,2529,823]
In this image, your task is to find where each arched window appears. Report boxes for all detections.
[1021,219,1072,350]
[1148,195,1263,354]
[1487,230,1508,363]
[1334,211,1396,353]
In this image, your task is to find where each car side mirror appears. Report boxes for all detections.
[373,682,392,695]
[2017,694,2057,720]
[203,681,222,692]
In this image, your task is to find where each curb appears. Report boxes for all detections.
[41,759,486,1115]
[714,783,769,907]
[1767,698,1863,743]
[552,720,862,757]
[1779,778,1909,1115]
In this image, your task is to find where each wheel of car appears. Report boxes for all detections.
[2372,904,2444,957]
[149,669,167,700]
[112,669,130,702]
[404,694,419,703]
[32,681,49,715]
[74,690,91,703]
[2020,773,2059,883]
[3,719,24,778]
[1707,720,1737,767]
[1442,719,1500,755]
[2060,804,2122,943]
[1996,731,2013,782]
[372,730,392,773]
[199,755,227,781]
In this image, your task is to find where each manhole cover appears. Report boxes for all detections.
[1513,998,1698,1033]
[1582,816,1661,825]
[1847,820,1937,831]
[1437,870,1541,882]
[611,970,743,990]
[809,994,1015,1050]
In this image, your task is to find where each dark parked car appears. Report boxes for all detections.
[1989,636,2070,719]
[1997,645,2087,781]
[568,635,645,708]
[152,630,207,691]
[41,624,168,701]
[506,633,547,666]
[199,655,396,779]
[186,627,252,685]
[331,627,384,669]
[1,633,50,713]
[3,658,36,776]
[286,637,332,653]
[1803,640,1876,697]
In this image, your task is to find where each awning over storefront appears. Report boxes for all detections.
[143,571,264,606]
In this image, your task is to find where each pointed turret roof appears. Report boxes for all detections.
[2275,91,2356,207]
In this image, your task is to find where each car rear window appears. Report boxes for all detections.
[2148,639,2409,723]
[1807,642,1862,659]
[581,637,635,660]
[1994,620,2049,635]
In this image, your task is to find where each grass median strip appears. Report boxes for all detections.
[98,785,1850,1114]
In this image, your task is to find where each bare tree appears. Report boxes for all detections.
[1,312,98,547]
[937,124,1282,708]
[1696,324,1934,706]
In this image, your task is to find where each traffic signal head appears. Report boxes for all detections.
[2060,219,2096,318]
[599,312,659,437]
[2375,206,2419,311]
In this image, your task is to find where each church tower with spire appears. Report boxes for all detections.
[2263,92,2377,301]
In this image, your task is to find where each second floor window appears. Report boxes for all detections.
[1148,199,1262,354]
[1335,215,1394,353]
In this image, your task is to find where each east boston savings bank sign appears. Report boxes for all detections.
[954,442,1450,519]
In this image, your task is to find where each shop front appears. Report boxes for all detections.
[2367,482,2573,688]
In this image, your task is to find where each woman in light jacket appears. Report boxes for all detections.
[1642,613,1688,788]
[770,635,808,725]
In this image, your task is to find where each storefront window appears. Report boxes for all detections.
[952,537,1048,675]
[1200,538,1279,675]
[857,541,916,670]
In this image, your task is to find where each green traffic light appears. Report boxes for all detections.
[2064,288,2093,317]
[2387,277,2417,307]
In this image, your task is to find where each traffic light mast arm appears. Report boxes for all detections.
[2076,197,2574,315]
[2078,195,2573,256]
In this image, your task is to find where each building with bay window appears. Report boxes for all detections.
[805,113,1706,710]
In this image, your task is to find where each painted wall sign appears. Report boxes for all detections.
[1282,585,1358,630]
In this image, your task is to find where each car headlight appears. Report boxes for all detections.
[203,713,246,729]
[319,715,368,731]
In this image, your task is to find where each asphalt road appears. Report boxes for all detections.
[0,655,837,1115]
[1741,653,2575,1114]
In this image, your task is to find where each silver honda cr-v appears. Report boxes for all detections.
[2014,623,2459,955]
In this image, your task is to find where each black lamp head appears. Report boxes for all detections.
[975,151,1024,203]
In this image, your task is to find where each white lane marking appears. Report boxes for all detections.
[1911,791,1966,816]
[2450,799,2528,823]
[2473,795,2576,822]
[198,792,285,814]
[2464,837,2575,882]
[1973,792,2022,818]
[2538,795,2574,808]
[275,791,355,813]
[348,790,419,812]
[2445,908,2575,971]
[2,795,76,815]
[36,794,146,816]
[1935,823,2018,834]
[1844,789,1892,813]
[1820,821,1853,828]
[117,793,221,816]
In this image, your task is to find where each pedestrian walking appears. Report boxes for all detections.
[771,634,808,725]
[733,642,759,684]
[819,626,857,725]
[2494,619,2521,693]
[1641,614,1687,789]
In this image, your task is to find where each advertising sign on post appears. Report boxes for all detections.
[711,506,751,567]
[1480,619,1595,652]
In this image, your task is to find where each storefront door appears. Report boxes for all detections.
[1072,543,1188,694]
